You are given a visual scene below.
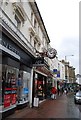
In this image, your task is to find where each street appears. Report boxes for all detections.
[6,93,81,119]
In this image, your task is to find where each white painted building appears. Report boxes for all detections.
[48,56,65,88]
[1,0,54,116]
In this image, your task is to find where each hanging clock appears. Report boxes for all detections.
[47,48,57,59]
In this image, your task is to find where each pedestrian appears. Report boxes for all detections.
[57,84,60,96]
[64,88,68,95]
[51,86,57,99]
[61,87,64,95]
[64,89,67,95]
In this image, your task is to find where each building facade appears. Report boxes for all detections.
[48,57,65,89]
[61,60,76,83]
[0,0,55,117]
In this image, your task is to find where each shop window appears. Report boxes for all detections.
[34,74,46,100]
[16,71,30,103]
[2,65,19,110]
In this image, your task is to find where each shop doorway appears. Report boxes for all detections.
[33,73,47,101]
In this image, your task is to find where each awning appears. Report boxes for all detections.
[34,66,53,77]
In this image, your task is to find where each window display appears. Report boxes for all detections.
[37,81,43,96]
[16,73,23,102]
[1,64,31,112]
[16,71,30,105]
[1,65,18,112]
[34,73,46,100]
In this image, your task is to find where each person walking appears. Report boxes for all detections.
[51,86,57,99]
[57,84,61,96]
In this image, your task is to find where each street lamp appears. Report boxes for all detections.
[65,55,74,62]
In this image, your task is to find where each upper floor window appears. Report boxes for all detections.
[34,19,37,29]
[45,40,48,49]
[30,34,33,44]
[58,63,60,71]
[15,14,21,29]
[37,43,41,51]
[42,34,44,41]
[34,41,36,48]
[38,25,39,34]
[13,2,27,29]
[31,12,33,23]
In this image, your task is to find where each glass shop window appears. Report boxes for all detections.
[2,65,19,108]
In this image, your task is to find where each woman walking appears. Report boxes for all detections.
[51,86,57,99]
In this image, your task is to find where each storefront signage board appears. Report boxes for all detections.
[33,57,44,67]
[2,41,19,55]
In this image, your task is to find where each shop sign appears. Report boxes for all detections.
[53,69,57,73]
[57,71,60,77]
[2,41,19,55]
[33,57,44,67]
[33,57,49,69]
[57,74,60,77]
[36,66,50,76]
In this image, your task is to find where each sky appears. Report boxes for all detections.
[35,0,80,74]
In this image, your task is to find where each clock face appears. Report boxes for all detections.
[47,48,57,59]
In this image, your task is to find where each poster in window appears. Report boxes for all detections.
[4,94,11,108]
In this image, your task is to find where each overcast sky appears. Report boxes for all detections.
[36,0,80,74]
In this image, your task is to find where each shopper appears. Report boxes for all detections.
[57,84,61,96]
[51,86,57,99]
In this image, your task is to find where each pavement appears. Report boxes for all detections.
[6,92,80,120]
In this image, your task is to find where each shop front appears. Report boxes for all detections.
[33,71,47,101]
[0,32,33,117]
[32,59,53,105]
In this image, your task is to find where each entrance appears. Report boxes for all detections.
[33,73,47,100]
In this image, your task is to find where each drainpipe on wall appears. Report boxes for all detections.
[29,67,34,108]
